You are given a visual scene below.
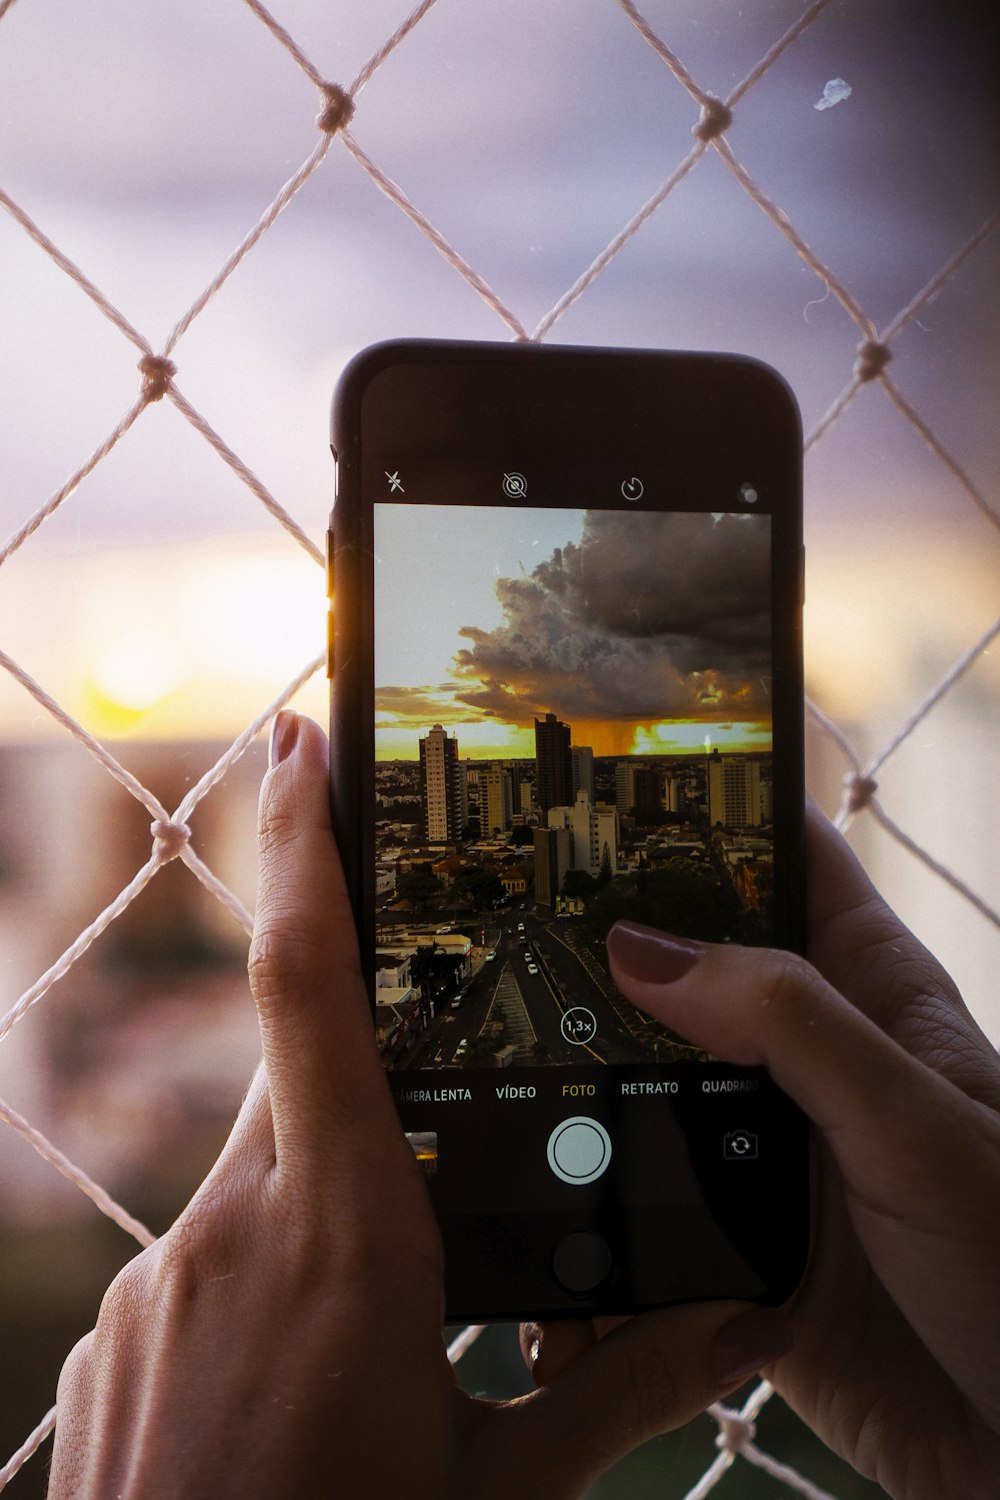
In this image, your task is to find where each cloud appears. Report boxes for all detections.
[451,511,772,727]
[375,683,485,726]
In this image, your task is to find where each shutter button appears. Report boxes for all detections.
[546,1116,612,1185]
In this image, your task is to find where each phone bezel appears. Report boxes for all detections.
[329,339,808,1318]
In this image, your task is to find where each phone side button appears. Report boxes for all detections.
[551,1231,614,1295]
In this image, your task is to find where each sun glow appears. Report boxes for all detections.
[0,539,328,740]
[631,720,772,755]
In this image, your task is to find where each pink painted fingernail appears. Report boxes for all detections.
[606,921,704,984]
[268,710,299,768]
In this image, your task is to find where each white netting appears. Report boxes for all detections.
[0,0,996,1493]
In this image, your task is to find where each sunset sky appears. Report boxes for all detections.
[374,504,772,760]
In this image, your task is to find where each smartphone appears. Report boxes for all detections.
[328,339,808,1321]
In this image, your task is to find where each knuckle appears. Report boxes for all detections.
[823,892,963,1018]
[620,1340,684,1435]
[248,923,327,1010]
[56,1329,95,1400]
[91,1246,157,1341]
[758,947,824,1021]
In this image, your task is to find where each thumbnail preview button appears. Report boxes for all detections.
[547,1116,612,1186]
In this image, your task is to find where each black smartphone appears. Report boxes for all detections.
[328,339,808,1321]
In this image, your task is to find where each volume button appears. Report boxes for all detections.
[326,605,335,679]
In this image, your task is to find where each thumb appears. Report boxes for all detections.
[605,920,982,1195]
[605,920,1000,1417]
[497,1300,790,1496]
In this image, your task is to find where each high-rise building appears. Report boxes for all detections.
[571,745,595,806]
[535,712,572,817]
[464,763,483,834]
[547,791,618,880]
[614,761,659,815]
[483,763,513,836]
[614,761,635,814]
[419,725,465,843]
[708,753,763,830]
[533,825,572,906]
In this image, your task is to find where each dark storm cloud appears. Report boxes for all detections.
[452,511,772,725]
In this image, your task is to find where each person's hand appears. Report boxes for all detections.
[49,713,796,1500]
[530,806,1000,1500]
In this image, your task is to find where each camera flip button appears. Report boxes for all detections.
[546,1116,612,1186]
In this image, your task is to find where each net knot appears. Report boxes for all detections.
[151,819,192,860]
[317,83,355,134]
[139,355,176,402]
[715,1412,756,1455]
[844,772,878,813]
[854,339,892,383]
[693,96,733,141]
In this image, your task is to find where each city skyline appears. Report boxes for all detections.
[375,504,773,761]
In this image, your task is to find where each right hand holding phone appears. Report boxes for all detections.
[47,714,795,1500]
[529,806,1000,1500]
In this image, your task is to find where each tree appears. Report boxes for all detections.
[396,865,442,911]
[450,865,505,911]
[562,868,597,901]
[577,861,735,974]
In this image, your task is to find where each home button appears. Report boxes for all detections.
[552,1231,614,1295]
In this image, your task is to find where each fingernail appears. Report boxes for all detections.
[269,710,299,768]
[521,1322,545,1384]
[713,1308,792,1386]
[606,921,704,985]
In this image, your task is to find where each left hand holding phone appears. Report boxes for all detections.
[529,805,1000,1500]
[48,711,791,1500]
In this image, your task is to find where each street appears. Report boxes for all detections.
[396,908,695,1071]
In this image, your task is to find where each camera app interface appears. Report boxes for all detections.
[373,504,774,1077]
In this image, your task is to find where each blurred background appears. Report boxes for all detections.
[0,1,996,1494]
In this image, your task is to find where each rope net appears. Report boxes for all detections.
[0,0,995,1493]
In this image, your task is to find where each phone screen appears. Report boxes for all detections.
[333,341,808,1316]
[375,501,775,1060]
